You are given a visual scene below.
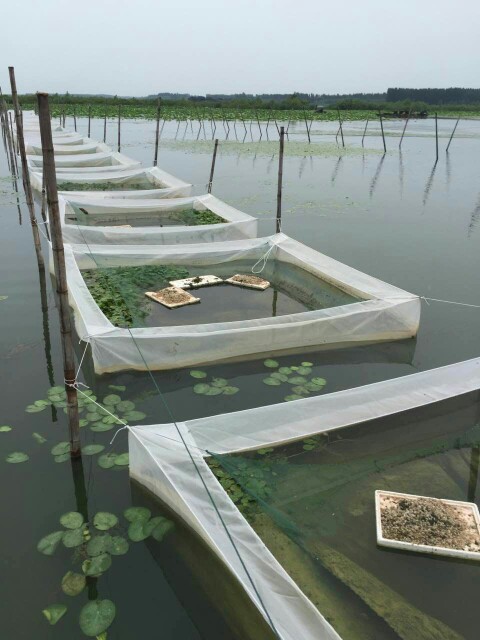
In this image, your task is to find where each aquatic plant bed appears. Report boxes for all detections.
[226,274,270,290]
[62,234,419,372]
[145,287,200,309]
[376,491,480,560]
[58,193,256,245]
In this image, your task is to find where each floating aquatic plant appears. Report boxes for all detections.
[42,604,67,626]
[79,599,116,637]
[0,425,12,432]
[5,451,29,463]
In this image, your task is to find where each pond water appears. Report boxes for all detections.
[82,259,358,328]
[1,114,479,639]
[66,205,225,227]
[211,391,480,640]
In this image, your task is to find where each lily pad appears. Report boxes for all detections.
[278,367,292,375]
[54,453,70,463]
[48,385,65,395]
[284,394,303,402]
[263,359,279,368]
[6,451,29,463]
[108,536,129,556]
[63,527,85,548]
[211,377,228,388]
[37,530,64,555]
[60,511,84,529]
[116,400,135,413]
[301,361,313,367]
[79,599,116,637]
[193,383,210,395]
[98,453,117,469]
[51,442,70,456]
[287,376,308,385]
[82,553,112,577]
[108,384,126,392]
[61,571,86,596]
[0,425,12,432]
[82,444,105,456]
[101,415,118,425]
[204,387,223,396]
[150,518,174,542]
[86,412,103,423]
[0,295,8,301]
[42,603,67,626]
[32,432,46,444]
[124,506,151,523]
[123,410,146,422]
[263,377,281,386]
[270,372,288,382]
[91,422,115,433]
[223,386,239,395]
[292,385,311,396]
[87,534,112,557]
[103,394,121,406]
[34,399,50,407]
[310,377,327,388]
[296,366,312,376]
[93,512,118,531]
[190,370,207,379]
[113,453,129,466]
[25,404,46,413]
[128,519,151,542]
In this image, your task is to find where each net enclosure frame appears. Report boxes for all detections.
[128,357,480,640]
[29,165,192,195]
[59,233,420,373]
[58,193,258,244]
[26,149,141,170]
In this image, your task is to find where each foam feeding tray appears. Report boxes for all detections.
[170,275,223,289]
[375,490,480,561]
[145,287,200,309]
[225,274,270,290]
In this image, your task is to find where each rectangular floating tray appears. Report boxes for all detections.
[145,287,200,309]
[225,274,270,290]
[170,275,224,289]
[375,490,480,561]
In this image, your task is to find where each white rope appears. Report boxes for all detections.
[421,296,480,309]
[251,243,276,274]
[75,340,90,380]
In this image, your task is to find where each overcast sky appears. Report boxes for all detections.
[2,0,479,96]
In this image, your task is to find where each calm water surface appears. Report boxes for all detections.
[1,115,479,638]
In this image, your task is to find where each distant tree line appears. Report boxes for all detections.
[387,88,480,105]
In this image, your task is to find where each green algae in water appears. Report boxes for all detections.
[82,264,190,327]
[208,422,480,639]
[57,180,155,192]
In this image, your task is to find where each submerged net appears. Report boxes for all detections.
[209,418,480,640]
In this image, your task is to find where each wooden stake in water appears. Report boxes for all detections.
[337,109,345,148]
[103,101,107,143]
[117,103,121,152]
[379,113,387,153]
[435,112,439,162]
[446,117,460,153]
[276,126,285,233]
[8,67,44,266]
[361,118,369,147]
[153,98,161,166]
[208,138,219,193]
[303,108,311,143]
[399,108,411,149]
[73,104,77,131]
[87,105,91,138]
[37,92,81,458]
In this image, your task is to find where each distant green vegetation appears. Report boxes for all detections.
[9,92,480,122]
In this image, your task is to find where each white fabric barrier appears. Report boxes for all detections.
[58,234,420,373]
[27,151,139,169]
[26,140,110,155]
[30,166,192,195]
[128,356,480,640]
[59,194,258,244]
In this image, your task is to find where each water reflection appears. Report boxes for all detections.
[422,161,438,206]
[331,155,343,185]
[369,153,386,198]
[467,193,480,237]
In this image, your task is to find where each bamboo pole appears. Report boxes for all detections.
[8,111,19,174]
[276,126,285,233]
[87,105,91,138]
[103,102,107,142]
[446,118,460,153]
[399,109,411,149]
[303,109,311,143]
[37,92,81,458]
[379,113,387,153]
[361,118,369,147]
[435,112,439,162]
[208,138,219,193]
[73,104,77,131]
[117,103,121,152]
[8,67,43,266]
[2,99,16,174]
[337,109,345,148]
[153,98,160,166]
